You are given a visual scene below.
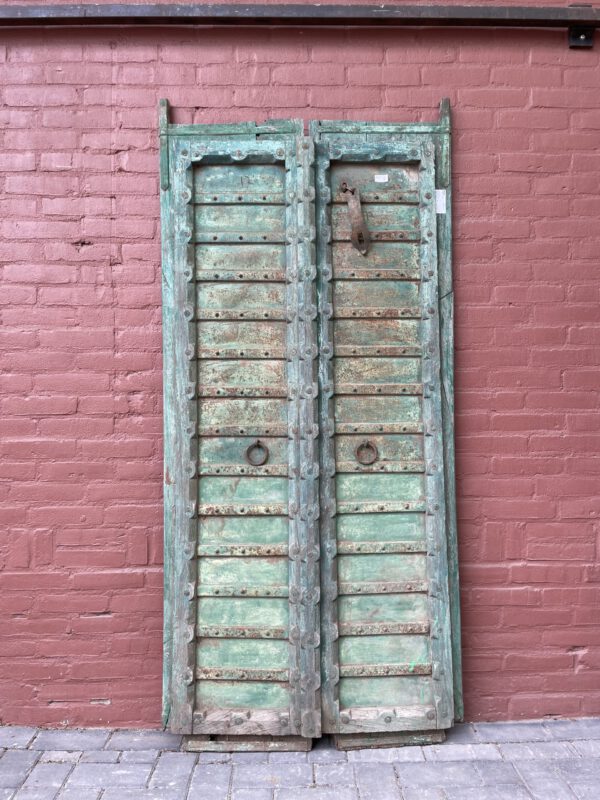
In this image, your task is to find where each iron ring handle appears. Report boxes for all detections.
[355,440,379,466]
[245,439,269,467]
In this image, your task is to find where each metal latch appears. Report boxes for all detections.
[340,182,370,256]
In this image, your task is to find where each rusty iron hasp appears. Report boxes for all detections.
[340,181,370,255]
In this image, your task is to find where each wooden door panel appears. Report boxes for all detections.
[314,127,455,738]
[162,121,320,738]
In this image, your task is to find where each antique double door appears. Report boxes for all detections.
[160,99,460,747]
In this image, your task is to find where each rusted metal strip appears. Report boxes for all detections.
[338,621,429,635]
[198,465,289,477]
[333,306,421,319]
[332,189,419,205]
[197,310,287,321]
[198,425,289,437]
[335,422,423,435]
[337,461,426,474]
[339,663,432,677]
[198,503,288,515]
[197,585,290,598]
[336,500,426,514]
[335,345,421,357]
[197,543,288,556]
[197,347,287,359]
[338,580,428,595]
[333,270,420,281]
[196,625,288,639]
[196,270,287,282]
[196,667,289,681]
[335,382,423,396]
[333,231,421,244]
[198,386,288,398]
[336,540,427,554]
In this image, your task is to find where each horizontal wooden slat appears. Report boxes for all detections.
[195,243,285,275]
[198,516,289,546]
[332,241,420,279]
[198,398,288,435]
[193,709,291,736]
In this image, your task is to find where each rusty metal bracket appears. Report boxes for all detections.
[340,182,370,256]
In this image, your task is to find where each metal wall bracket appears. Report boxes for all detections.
[569,24,595,46]
[569,4,595,47]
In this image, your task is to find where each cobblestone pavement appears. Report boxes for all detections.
[1,718,600,799]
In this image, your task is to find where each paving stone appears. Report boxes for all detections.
[402,790,445,800]
[187,763,231,799]
[275,790,358,800]
[499,741,577,760]
[231,752,269,764]
[31,732,109,752]
[544,718,600,741]
[56,791,100,800]
[424,743,501,761]
[569,739,600,757]
[475,760,523,785]
[232,791,275,800]
[65,762,153,788]
[554,757,600,783]
[102,791,183,800]
[39,753,80,764]
[0,730,37,750]
[148,751,196,789]
[268,751,308,764]
[475,722,552,743]
[20,763,72,790]
[445,723,478,744]
[12,790,60,800]
[396,760,482,787]
[79,751,119,763]
[570,783,600,799]
[0,792,14,800]
[444,788,533,800]
[105,730,182,752]
[353,763,401,800]
[314,762,355,785]
[518,776,578,800]
[0,751,39,788]
[307,742,346,763]
[347,745,424,762]
[119,749,160,763]
[197,751,231,763]
[232,763,313,789]
[512,759,560,783]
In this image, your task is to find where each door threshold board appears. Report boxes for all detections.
[333,729,445,750]
[184,734,312,752]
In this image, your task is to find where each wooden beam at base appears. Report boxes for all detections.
[184,734,312,752]
[333,729,445,750]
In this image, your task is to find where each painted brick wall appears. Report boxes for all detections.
[1,23,599,728]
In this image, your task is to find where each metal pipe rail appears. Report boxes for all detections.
[0,4,598,29]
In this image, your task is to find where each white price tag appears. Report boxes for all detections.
[435,189,447,214]
[373,174,389,183]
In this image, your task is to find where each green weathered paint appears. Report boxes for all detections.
[161,100,460,745]
[312,104,458,739]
